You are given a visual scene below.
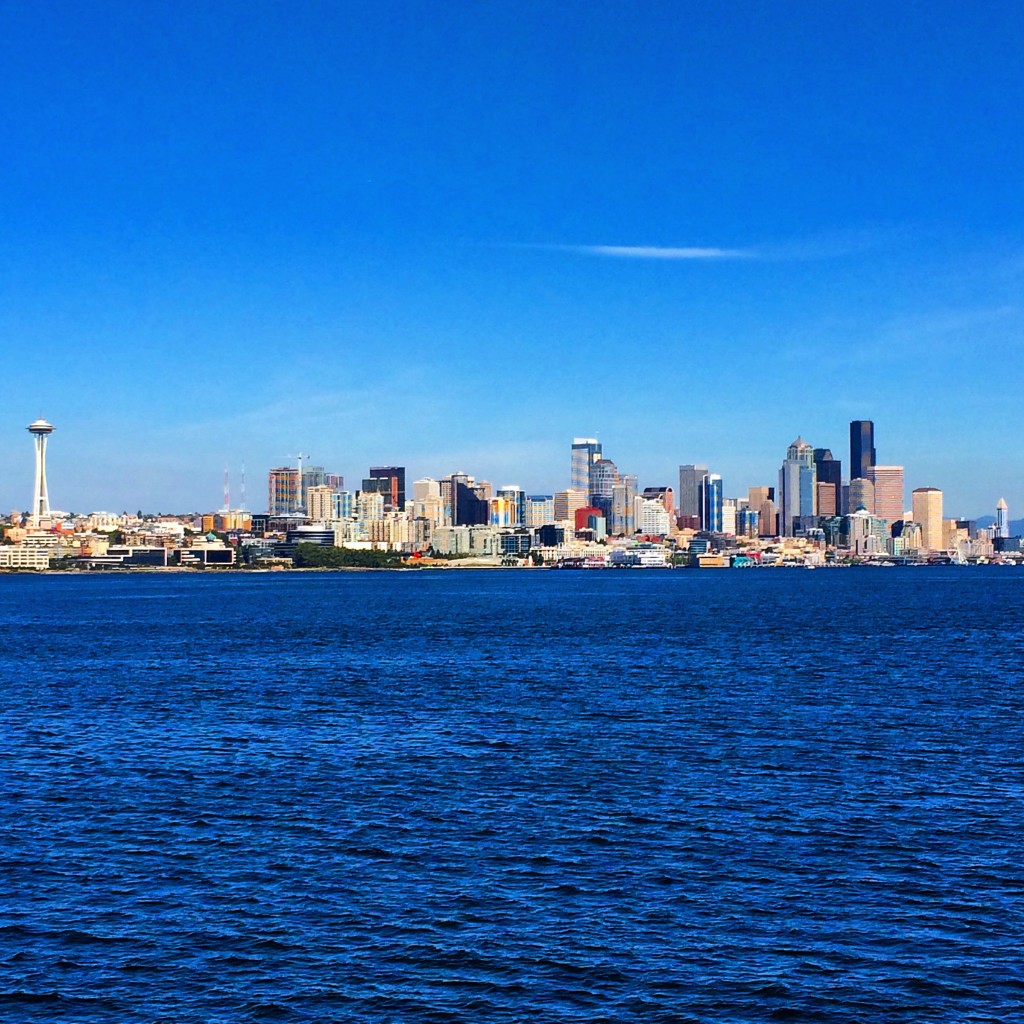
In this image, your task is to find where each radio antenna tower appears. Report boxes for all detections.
[223,465,230,511]
[240,462,247,512]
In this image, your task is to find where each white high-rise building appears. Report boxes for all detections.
[778,438,816,536]
[638,499,670,536]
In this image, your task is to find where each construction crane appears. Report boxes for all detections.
[287,453,310,514]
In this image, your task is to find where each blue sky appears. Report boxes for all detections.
[1,1,1022,516]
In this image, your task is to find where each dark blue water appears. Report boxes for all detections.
[2,568,1023,1022]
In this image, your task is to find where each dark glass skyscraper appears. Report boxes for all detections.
[362,466,406,509]
[849,421,876,481]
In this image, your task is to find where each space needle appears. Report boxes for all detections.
[27,418,55,522]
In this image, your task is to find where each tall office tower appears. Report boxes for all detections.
[912,487,944,551]
[325,473,344,491]
[571,438,602,494]
[268,467,300,515]
[721,497,738,536]
[305,485,335,522]
[362,466,406,510]
[848,477,875,514]
[525,495,555,527]
[869,465,904,523]
[610,474,637,536]
[748,486,777,537]
[678,465,709,523]
[473,480,494,502]
[778,438,817,536]
[413,482,444,526]
[554,488,587,523]
[816,482,838,517]
[700,474,724,532]
[496,486,526,527]
[447,472,489,526]
[27,418,55,521]
[996,498,1010,538]
[850,420,876,481]
[589,458,619,512]
[813,448,842,510]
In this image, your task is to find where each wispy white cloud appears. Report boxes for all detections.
[557,244,756,260]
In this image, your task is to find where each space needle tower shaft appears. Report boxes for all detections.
[27,418,55,521]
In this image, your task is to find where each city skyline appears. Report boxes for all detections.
[2,413,1018,527]
[2,5,1023,513]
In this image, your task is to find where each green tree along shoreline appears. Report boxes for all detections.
[292,543,411,569]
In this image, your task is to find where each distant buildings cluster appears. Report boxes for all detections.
[3,417,1020,570]
[235,419,1018,568]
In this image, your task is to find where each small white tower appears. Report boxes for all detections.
[27,418,55,522]
[996,498,1009,539]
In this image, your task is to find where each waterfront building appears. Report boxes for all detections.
[571,438,602,495]
[701,474,724,533]
[27,418,55,523]
[942,517,965,553]
[678,465,709,523]
[525,495,555,527]
[778,438,816,537]
[996,498,1009,538]
[850,420,876,481]
[848,477,875,515]
[869,465,904,523]
[537,523,565,547]
[362,466,406,510]
[553,488,588,524]
[268,467,299,515]
[912,487,944,551]
[847,509,889,556]
[890,520,923,556]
